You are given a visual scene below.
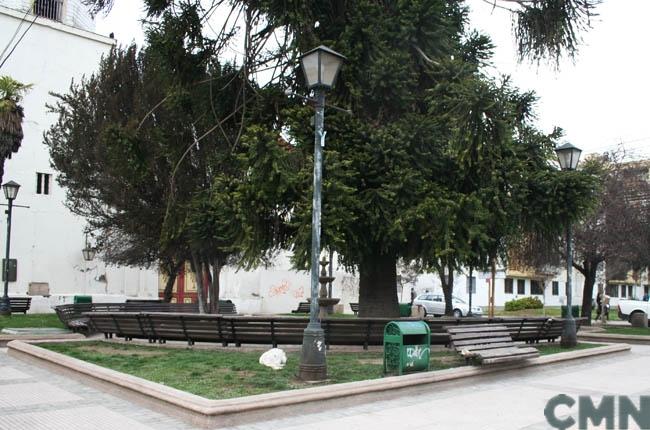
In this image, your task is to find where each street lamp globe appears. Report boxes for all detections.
[300,45,346,90]
[555,142,582,171]
[2,181,20,201]
[82,247,96,262]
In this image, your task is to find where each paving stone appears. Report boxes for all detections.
[0,366,32,381]
[0,405,153,430]
[0,382,82,408]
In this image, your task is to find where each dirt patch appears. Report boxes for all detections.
[79,345,165,357]
[358,358,383,365]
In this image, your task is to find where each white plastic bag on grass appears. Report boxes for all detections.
[259,348,287,370]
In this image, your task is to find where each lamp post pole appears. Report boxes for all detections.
[296,45,346,381]
[555,142,581,348]
[0,195,15,316]
[298,88,327,381]
[561,222,577,347]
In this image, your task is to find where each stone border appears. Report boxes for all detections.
[0,333,84,347]
[7,340,630,428]
[578,331,650,345]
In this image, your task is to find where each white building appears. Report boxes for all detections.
[0,0,159,311]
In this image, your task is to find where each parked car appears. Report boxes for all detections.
[412,294,483,318]
[617,299,650,322]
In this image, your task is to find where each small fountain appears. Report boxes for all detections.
[317,257,339,318]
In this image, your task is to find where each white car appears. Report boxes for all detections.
[617,299,650,322]
[412,294,483,318]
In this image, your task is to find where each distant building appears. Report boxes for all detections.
[0,0,159,311]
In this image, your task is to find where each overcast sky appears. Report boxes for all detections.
[96,0,650,160]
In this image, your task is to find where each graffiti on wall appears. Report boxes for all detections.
[267,280,306,300]
[269,280,291,297]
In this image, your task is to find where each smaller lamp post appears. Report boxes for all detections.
[298,45,345,381]
[555,142,582,348]
[82,235,96,262]
[0,181,20,316]
[81,234,95,295]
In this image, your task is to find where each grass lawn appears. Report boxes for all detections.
[492,306,621,321]
[536,342,600,355]
[41,341,464,399]
[0,313,64,331]
[40,340,602,400]
[603,326,650,336]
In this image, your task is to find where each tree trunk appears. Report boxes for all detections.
[162,261,183,303]
[579,260,599,321]
[490,257,496,318]
[438,263,455,315]
[190,252,208,313]
[209,258,222,314]
[162,272,177,303]
[358,252,399,317]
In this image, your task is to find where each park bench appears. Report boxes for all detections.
[291,302,310,313]
[82,311,574,348]
[217,300,237,315]
[9,297,32,314]
[55,302,200,333]
[350,303,359,315]
[446,324,539,365]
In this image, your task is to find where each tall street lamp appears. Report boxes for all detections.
[0,181,20,316]
[555,142,582,348]
[298,45,345,381]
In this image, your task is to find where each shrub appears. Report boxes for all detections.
[504,296,544,311]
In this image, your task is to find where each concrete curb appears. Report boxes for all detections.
[0,333,84,347]
[578,331,650,345]
[7,340,631,428]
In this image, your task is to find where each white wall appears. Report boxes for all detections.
[209,248,597,315]
[0,0,95,31]
[0,6,159,303]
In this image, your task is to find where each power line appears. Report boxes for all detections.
[0,11,38,71]
[0,6,31,64]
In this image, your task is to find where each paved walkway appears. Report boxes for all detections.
[0,348,192,430]
[0,344,647,429]
[225,345,650,430]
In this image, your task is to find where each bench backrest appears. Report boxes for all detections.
[9,297,32,313]
[446,324,514,351]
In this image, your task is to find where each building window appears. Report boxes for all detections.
[517,279,525,295]
[530,280,543,295]
[628,285,634,298]
[552,281,559,296]
[33,0,64,22]
[607,284,618,298]
[621,285,627,297]
[466,276,476,294]
[504,278,513,294]
[36,173,51,195]
[645,285,649,296]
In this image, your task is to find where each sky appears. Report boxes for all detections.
[96,0,650,160]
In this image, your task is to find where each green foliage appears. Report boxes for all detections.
[504,296,544,311]
[0,75,32,182]
[513,0,600,65]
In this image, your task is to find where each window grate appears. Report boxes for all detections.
[33,0,64,22]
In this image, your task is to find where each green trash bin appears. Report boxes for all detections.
[398,303,412,317]
[73,295,92,304]
[383,320,430,375]
[561,305,580,318]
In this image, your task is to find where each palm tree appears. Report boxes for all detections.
[0,76,31,183]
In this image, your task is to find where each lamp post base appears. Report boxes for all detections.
[0,296,10,316]
[560,318,577,348]
[298,323,327,381]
